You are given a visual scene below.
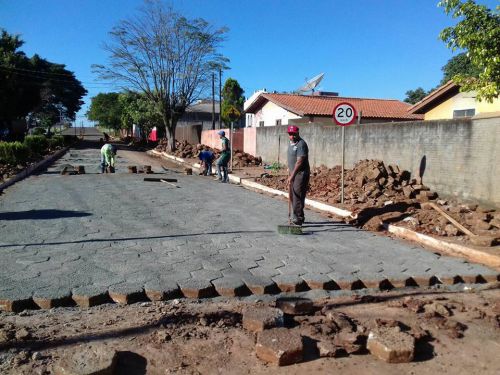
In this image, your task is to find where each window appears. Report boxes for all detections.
[259,121,264,127]
[275,119,282,126]
[453,109,475,118]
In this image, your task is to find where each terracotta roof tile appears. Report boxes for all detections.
[246,93,423,120]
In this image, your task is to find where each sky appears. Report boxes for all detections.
[1,0,498,125]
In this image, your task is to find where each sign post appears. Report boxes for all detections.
[333,102,357,204]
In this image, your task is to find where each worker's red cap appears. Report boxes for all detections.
[287,125,299,134]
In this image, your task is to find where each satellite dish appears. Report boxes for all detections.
[297,73,325,94]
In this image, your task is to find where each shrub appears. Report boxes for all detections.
[48,135,64,149]
[0,141,30,165]
[23,135,48,156]
[32,127,46,136]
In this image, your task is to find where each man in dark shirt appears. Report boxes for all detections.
[198,147,215,176]
[215,130,231,183]
[287,125,310,226]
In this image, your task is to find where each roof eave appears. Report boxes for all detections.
[408,81,460,114]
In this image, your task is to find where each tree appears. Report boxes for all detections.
[87,92,123,130]
[0,30,40,132]
[93,2,228,151]
[439,0,500,102]
[0,29,86,135]
[119,91,162,140]
[440,52,481,85]
[404,87,428,104]
[221,78,244,126]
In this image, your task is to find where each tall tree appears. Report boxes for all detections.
[0,30,40,130]
[0,29,86,134]
[439,0,500,102]
[440,52,481,85]
[93,2,228,151]
[87,92,123,130]
[404,87,428,104]
[221,78,244,126]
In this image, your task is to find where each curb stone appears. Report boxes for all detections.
[0,147,69,192]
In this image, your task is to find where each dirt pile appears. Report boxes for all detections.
[1,289,499,374]
[155,140,262,166]
[256,159,500,243]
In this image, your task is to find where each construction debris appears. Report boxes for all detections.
[155,140,263,167]
[256,159,500,245]
[255,328,303,366]
[367,326,415,363]
[1,289,499,373]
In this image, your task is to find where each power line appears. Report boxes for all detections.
[0,65,81,78]
[0,66,117,86]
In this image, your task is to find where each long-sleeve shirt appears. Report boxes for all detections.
[100,143,116,167]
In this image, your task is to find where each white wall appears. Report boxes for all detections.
[250,101,301,127]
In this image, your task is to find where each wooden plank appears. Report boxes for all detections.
[160,179,179,188]
[423,202,476,237]
[143,177,178,182]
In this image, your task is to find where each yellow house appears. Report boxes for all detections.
[408,81,500,120]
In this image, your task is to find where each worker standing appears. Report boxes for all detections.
[100,143,117,173]
[215,130,230,183]
[287,125,310,226]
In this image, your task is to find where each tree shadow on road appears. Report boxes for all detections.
[0,209,92,221]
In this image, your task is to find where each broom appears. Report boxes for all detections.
[277,179,303,235]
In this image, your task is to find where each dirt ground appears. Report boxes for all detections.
[1,286,499,374]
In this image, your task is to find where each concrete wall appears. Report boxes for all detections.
[201,129,244,151]
[256,117,500,207]
[243,127,257,156]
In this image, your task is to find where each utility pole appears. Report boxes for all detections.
[212,73,215,130]
[219,68,222,129]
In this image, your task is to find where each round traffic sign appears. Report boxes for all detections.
[333,102,357,126]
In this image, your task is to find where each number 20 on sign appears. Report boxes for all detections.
[333,102,357,126]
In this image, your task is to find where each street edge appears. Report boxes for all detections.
[0,147,69,192]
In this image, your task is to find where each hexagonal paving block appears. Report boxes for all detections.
[328,273,366,290]
[72,285,111,308]
[108,283,146,304]
[144,279,180,301]
[241,275,278,295]
[272,275,308,293]
[33,288,73,309]
[211,277,249,297]
[301,273,338,290]
[178,278,216,298]
[0,289,35,312]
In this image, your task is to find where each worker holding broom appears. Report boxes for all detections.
[287,125,310,226]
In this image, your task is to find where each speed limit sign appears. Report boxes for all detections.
[333,102,357,126]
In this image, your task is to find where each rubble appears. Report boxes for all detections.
[275,298,314,315]
[54,345,117,375]
[367,326,415,363]
[155,139,262,167]
[256,159,500,245]
[242,306,284,332]
[255,328,303,366]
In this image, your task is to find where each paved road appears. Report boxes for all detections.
[0,143,497,308]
